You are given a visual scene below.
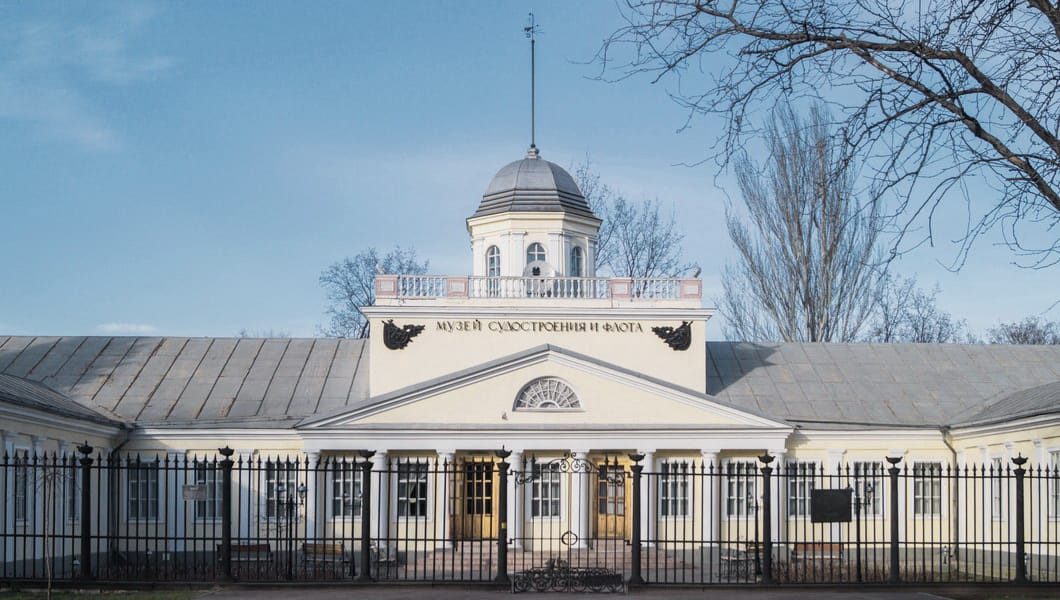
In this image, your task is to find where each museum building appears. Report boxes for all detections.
[1,145,1059,585]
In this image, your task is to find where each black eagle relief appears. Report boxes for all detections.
[382,319,425,350]
[652,321,692,351]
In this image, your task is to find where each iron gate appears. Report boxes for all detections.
[510,453,628,592]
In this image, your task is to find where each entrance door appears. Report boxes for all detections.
[594,458,631,539]
[455,458,497,540]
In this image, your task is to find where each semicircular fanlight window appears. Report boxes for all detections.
[515,377,581,410]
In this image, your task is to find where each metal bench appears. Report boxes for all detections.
[302,542,352,577]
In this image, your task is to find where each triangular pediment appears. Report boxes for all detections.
[299,345,787,430]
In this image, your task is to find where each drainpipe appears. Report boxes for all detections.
[940,426,959,561]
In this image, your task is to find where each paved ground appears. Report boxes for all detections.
[198,586,964,599]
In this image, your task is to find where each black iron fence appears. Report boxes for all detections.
[1,447,1057,587]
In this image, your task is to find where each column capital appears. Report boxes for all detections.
[436,450,456,465]
[371,451,389,467]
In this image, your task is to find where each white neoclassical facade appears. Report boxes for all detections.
[2,145,1060,578]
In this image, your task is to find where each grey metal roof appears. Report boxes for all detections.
[0,336,368,429]
[707,341,1060,427]
[0,372,126,428]
[2,335,1059,431]
[953,380,1060,427]
[472,147,597,219]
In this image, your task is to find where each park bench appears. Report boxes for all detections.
[791,542,843,564]
[302,542,352,577]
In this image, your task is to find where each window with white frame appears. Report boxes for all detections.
[725,461,758,518]
[264,460,298,519]
[852,461,884,517]
[990,457,1004,521]
[1050,450,1060,518]
[912,462,943,517]
[332,462,363,518]
[786,461,817,518]
[396,462,428,518]
[569,246,583,277]
[127,459,160,520]
[13,449,29,522]
[486,246,501,277]
[526,242,546,265]
[531,461,561,518]
[65,461,79,521]
[193,460,223,520]
[660,461,691,517]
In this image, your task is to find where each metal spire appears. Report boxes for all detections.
[524,13,540,151]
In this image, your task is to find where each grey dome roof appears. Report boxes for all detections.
[472,147,597,219]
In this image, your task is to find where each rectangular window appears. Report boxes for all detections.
[786,461,817,518]
[913,462,943,517]
[725,461,758,518]
[264,460,298,520]
[65,461,79,521]
[531,462,561,518]
[851,461,884,517]
[990,457,1004,521]
[1048,450,1059,519]
[660,461,691,517]
[397,462,428,518]
[127,459,160,520]
[332,463,363,518]
[193,461,223,520]
[13,450,29,523]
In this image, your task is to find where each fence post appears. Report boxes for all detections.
[886,456,902,584]
[758,453,774,585]
[77,442,94,581]
[357,450,375,582]
[495,448,512,585]
[218,446,234,582]
[1012,454,1029,583]
[628,453,645,585]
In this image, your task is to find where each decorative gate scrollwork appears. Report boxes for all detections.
[511,453,627,593]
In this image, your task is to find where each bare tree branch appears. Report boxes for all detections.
[319,247,428,338]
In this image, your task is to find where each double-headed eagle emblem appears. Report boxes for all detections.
[382,319,425,350]
[651,321,692,351]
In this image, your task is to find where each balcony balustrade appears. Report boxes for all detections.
[373,274,702,301]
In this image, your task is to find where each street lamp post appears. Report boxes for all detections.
[276,482,306,580]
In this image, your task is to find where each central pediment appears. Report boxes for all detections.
[298,344,788,431]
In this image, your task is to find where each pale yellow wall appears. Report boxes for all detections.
[368,315,707,398]
[357,359,744,427]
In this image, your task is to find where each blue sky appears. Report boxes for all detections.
[1,1,1055,339]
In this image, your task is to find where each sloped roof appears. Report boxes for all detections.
[0,336,368,428]
[2,336,1059,431]
[707,341,1060,427]
[0,372,126,428]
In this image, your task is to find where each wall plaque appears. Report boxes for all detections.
[810,489,852,523]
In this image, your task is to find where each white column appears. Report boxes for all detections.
[237,451,253,540]
[956,449,967,548]
[304,452,320,540]
[549,232,563,274]
[773,450,788,545]
[371,451,390,548]
[437,451,454,549]
[1005,442,1016,542]
[31,436,44,560]
[701,450,720,547]
[639,450,656,546]
[509,232,526,276]
[508,450,523,550]
[2,431,11,567]
[166,451,183,554]
[825,449,844,542]
[571,450,590,548]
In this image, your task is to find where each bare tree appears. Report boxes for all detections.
[721,104,886,342]
[867,275,970,342]
[599,0,1060,267]
[319,246,429,338]
[987,316,1060,344]
[574,161,697,278]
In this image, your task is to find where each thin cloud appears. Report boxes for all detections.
[95,322,159,335]
[0,5,174,151]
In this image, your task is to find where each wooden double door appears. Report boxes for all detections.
[453,457,498,540]
[594,457,632,540]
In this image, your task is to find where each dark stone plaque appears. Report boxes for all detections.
[810,488,852,523]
